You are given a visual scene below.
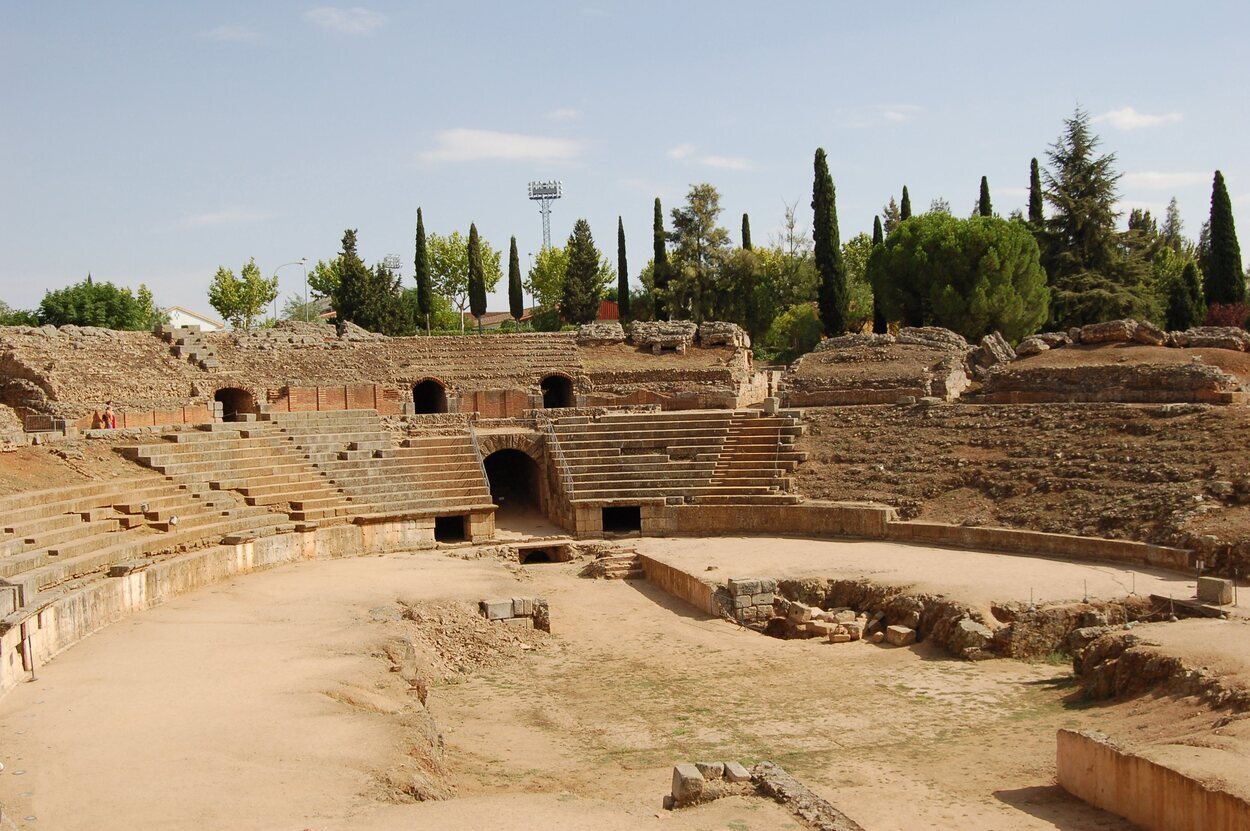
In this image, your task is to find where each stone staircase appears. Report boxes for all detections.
[156,324,218,370]
[581,549,643,580]
[551,409,805,506]
[260,409,494,518]
[121,423,355,523]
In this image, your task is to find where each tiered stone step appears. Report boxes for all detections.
[156,324,219,370]
[261,411,494,518]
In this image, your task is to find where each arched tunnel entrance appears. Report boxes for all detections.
[484,449,545,533]
[541,374,573,409]
[412,379,448,414]
[215,387,255,422]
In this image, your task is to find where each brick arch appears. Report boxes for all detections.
[477,431,543,461]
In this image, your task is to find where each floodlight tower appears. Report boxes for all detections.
[527,180,563,250]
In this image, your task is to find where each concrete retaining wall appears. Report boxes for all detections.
[658,501,895,539]
[637,554,717,616]
[1057,729,1250,831]
[885,521,1191,571]
[0,517,432,698]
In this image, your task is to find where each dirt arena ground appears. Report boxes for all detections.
[5,537,1226,831]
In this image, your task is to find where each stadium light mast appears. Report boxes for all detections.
[527,180,562,250]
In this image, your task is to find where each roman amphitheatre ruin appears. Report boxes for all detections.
[0,315,1248,830]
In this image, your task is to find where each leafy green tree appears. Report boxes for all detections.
[208,258,278,330]
[467,224,487,329]
[812,148,847,335]
[1028,158,1044,226]
[669,183,732,321]
[562,219,603,324]
[306,259,341,298]
[39,276,164,330]
[0,301,38,326]
[414,208,432,330]
[840,232,876,332]
[741,213,752,250]
[900,186,912,221]
[929,197,952,215]
[617,217,630,321]
[1165,260,1206,330]
[652,197,671,320]
[716,247,761,328]
[281,294,325,322]
[867,212,1050,342]
[762,303,823,363]
[427,230,502,330]
[872,216,884,247]
[978,176,992,217]
[1204,170,1246,305]
[1042,108,1156,327]
[508,236,524,321]
[527,246,571,310]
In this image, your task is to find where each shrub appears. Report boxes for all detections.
[1204,303,1250,329]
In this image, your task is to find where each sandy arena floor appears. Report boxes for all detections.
[0,538,1215,830]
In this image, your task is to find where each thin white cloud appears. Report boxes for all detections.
[1093,106,1182,130]
[304,6,385,35]
[419,128,585,163]
[837,104,920,129]
[1122,171,1208,190]
[998,186,1029,198]
[197,25,261,43]
[180,207,273,228]
[546,108,579,121]
[1114,199,1169,218]
[667,143,696,160]
[699,155,752,171]
[620,177,680,200]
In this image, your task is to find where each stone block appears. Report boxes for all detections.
[480,599,513,621]
[1197,576,1234,605]
[532,599,550,632]
[723,761,751,783]
[843,621,863,640]
[727,578,760,597]
[885,625,916,646]
[786,604,813,623]
[831,609,856,623]
[750,592,774,606]
[695,761,724,780]
[503,616,533,629]
[671,763,706,806]
[511,597,533,617]
[807,621,836,638]
[830,633,852,643]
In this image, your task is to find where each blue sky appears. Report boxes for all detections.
[2,1,1248,316]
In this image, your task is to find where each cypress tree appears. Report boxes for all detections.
[616,216,630,321]
[652,197,670,320]
[812,148,847,336]
[563,219,602,324]
[741,213,753,250]
[900,186,912,221]
[508,236,523,322]
[414,208,431,332]
[978,176,993,217]
[871,215,887,333]
[1028,158,1044,225]
[467,223,486,331]
[1205,170,1246,305]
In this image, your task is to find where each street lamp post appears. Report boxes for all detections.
[274,258,307,323]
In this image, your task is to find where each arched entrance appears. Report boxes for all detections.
[484,449,541,513]
[215,387,255,422]
[412,379,448,414]
[540,374,573,409]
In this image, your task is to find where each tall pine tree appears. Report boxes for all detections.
[414,208,431,332]
[563,219,602,324]
[1028,158,1044,225]
[616,216,630,321]
[508,236,523,322]
[1205,170,1246,305]
[872,215,884,246]
[741,213,753,250]
[812,148,847,335]
[1166,260,1206,330]
[900,186,912,221]
[871,215,887,333]
[467,223,486,331]
[652,197,670,320]
[978,176,993,217]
